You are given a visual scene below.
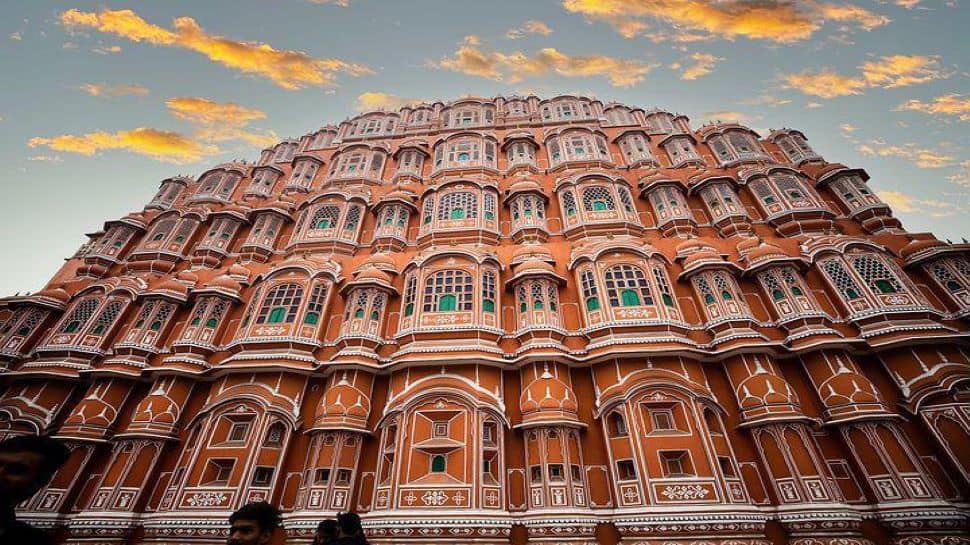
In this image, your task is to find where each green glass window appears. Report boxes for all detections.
[791,286,803,296]
[371,310,380,320]
[404,303,414,316]
[875,279,897,294]
[620,289,641,307]
[450,208,466,220]
[149,320,162,331]
[586,297,600,311]
[267,307,286,324]
[431,455,446,473]
[533,300,544,310]
[772,289,785,301]
[354,308,365,318]
[438,294,457,312]
[92,325,106,334]
[483,299,495,312]
[205,317,218,328]
[304,312,319,325]
[720,290,733,300]
[946,280,962,292]
[316,219,332,229]
[191,317,201,326]
[704,294,716,305]
[662,293,674,307]
[520,302,527,313]
[549,300,557,311]
[65,321,81,333]
[592,201,607,211]
[845,288,860,299]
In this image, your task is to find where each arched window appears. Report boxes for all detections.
[438,192,478,221]
[403,275,417,317]
[311,205,340,230]
[263,422,286,447]
[582,187,616,212]
[664,137,701,166]
[581,270,600,311]
[90,300,124,335]
[821,259,863,300]
[303,283,329,325]
[431,455,446,472]
[604,265,653,307]
[609,412,627,436]
[59,297,99,334]
[561,190,578,217]
[927,257,970,299]
[849,254,903,294]
[256,284,304,325]
[482,270,497,312]
[423,270,474,313]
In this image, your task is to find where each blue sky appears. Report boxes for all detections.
[0,0,966,295]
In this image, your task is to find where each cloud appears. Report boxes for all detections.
[306,0,352,5]
[27,155,63,163]
[877,190,958,217]
[9,31,22,41]
[857,140,958,168]
[59,8,371,89]
[430,40,658,87]
[739,94,793,106]
[839,123,857,135]
[894,0,922,8]
[165,96,278,147]
[92,44,122,54]
[805,101,823,109]
[894,94,970,121]
[506,20,554,39]
[28,128,217,163]
[700,110,751,122]
[680,52,721,80]
[560,0,889,42]
[355,92,423,112]
[780,54,949,98]
[80,83,150,97]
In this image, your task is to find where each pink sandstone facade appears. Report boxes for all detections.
[1,95,969,545]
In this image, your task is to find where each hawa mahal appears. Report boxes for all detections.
[1,95,969,545]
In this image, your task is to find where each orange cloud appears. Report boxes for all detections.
[877,190,957,217]
[780,54,949,98]
[60,8,371,89]
[80,83,150,97]
[28,128,217,163]
[165,96,278,147]
[857,140,957,168]
[355,92,424,112]
[680,52,721,80]
[561,0,889,42]
[506,20,554,39]
[894,94,970,121]
[431,41,657,87]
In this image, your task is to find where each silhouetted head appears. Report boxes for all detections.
[227,501,281,545]
[0,435,71,507]
[313,518,339,545]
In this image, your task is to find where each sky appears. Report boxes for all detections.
[0,0,967,296]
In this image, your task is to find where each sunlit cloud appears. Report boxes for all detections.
[857,140,958,168]
[877,190,958,217]
[430,38,658,87]
[27,155,63,163]
[9,31,23,41]
[739,94,793,106]
[839,123,858,135]
[680,52,721,80]
[894,94,970,121]
[28,128,217,164]
[561,0,889,42]
[79,83,150,97]
[165,96,278,147]
[355,92,424,112]
[700,110,752,123]
[92,45,122,54]
[506,20,554,39]
[780,54,949,98]
[894,0,922,9]
[306,0,352,5]
[59,8,372,90]
[806,101,823,109]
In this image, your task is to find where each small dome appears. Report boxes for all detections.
[356,267,392,284]
[383,189,416,202]
[520,367,579,421]
[900,239,947,261]
[356,252,397,273]
[208,274,241,292]
[34,286,71,304]
[676,238,714,255]
[507,179,543,196]
[228,263,251,279]
[511,244,554,263]
[746,242,788,265]
[122,211,147,224]
[682,249,724,270]
[514,258,556,276]
[735,237,761,254]
[154,278,189,296]
[176,270,199,286]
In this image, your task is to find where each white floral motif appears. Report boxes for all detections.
[660,484,710,500]
[422,490,448,505]
[186,492,228,507]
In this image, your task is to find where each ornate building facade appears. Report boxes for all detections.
[1,95,969,545]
